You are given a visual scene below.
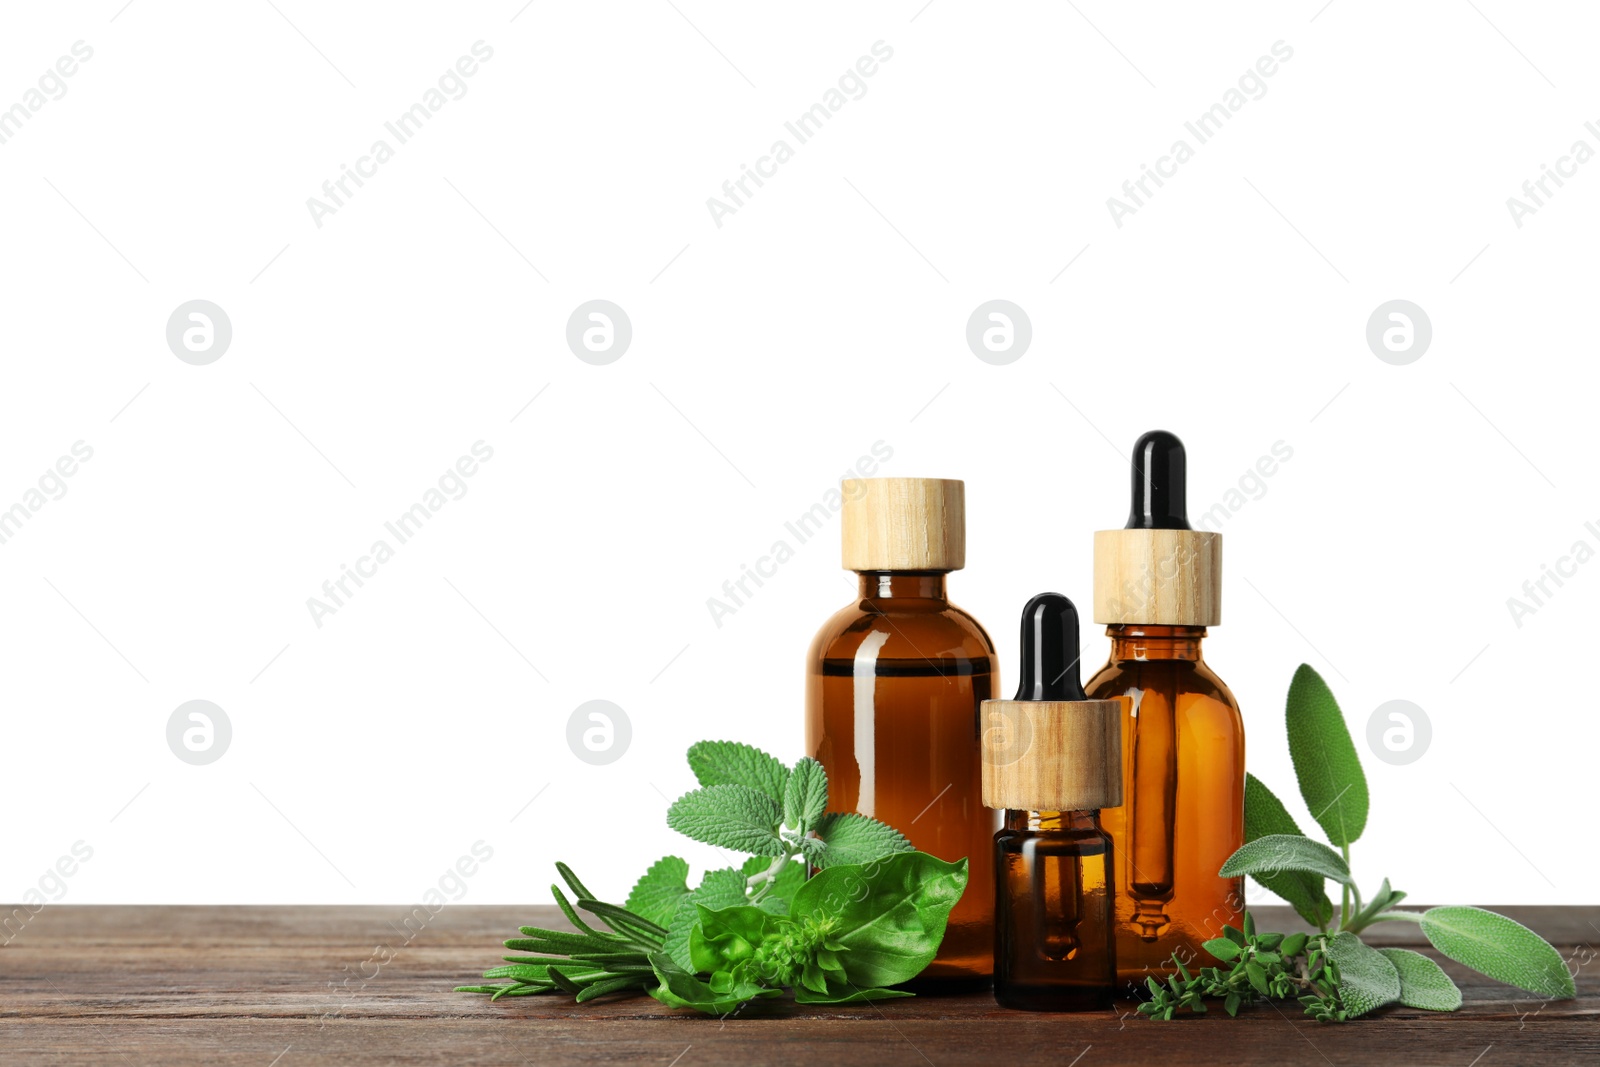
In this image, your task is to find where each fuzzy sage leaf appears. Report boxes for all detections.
[1378,947,1462,1011]
[1285,664,1369,847]
[1420,906,1576,999]
[1243,773,1336,928]
[1220,834,1355,887]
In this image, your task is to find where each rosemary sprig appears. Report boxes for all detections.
[454,863,660,1002]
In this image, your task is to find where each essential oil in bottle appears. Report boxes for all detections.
[983,593,1121,1011]
[805,477,998,990]
[1086,430,1245,986]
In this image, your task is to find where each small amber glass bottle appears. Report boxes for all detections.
[1087,431,1245,986]
[806,478,998,989]
[983,593,1121,1011]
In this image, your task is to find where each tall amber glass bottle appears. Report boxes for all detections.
[805,477,997,989]
[1086,431,1244,987]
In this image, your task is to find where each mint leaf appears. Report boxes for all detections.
[686,740,790,805]
[809,812,912,868]
[1420,906,1575,999]
[1285,664,1369,847]
[667,784,785,856]
[1378,947,1462,1012]
[1325,932,1400,1017]
[1219,834,1354,887]
[783,757,828,834]
[625,856,691,927]
[1243,773,1336,927]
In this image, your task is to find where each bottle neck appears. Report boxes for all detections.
[1105,624,1207,662]
[856,571,949,601]
[1004,809,1102,832]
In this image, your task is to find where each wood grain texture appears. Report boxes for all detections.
[981,698,1122,810]
[840,477,964,572]
[1093,528,1221,626]
[1,905,1595,1066]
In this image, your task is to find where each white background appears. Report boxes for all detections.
[2,1,1595,908]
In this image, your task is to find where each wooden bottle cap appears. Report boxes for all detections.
[981,698,1122,811]
[840,478,965,572]
[1092,528,1221,626]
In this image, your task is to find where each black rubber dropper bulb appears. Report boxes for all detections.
[1126,429,1191,531]
[1013,592,1087,701]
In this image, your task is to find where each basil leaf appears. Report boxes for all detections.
[647,952,779,1014]
[662,867,749,970]
[793,981,914,1005]
[790,852,968,988]
[689,904,777,977]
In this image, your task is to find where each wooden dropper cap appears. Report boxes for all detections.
[982,593,1122,811]
[840,478,965,572]
[1093,430,1221,626]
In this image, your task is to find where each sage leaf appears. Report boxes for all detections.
[1325,932,1400,1017]
[1420,906,1575,999]
[809,812,913,868]
[1285,664,1369,847]
[625,856,692,927]
[1243,773,1336,927]
[1379,948,1462,1012]
[1219,834,1354,887]
[666,784,785,856]
[790,852,968,988]
[686,740,791,805]
[783,758,828,835]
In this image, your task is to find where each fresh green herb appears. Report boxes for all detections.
[1143,664,1576,1022]
[458,741,967,1012]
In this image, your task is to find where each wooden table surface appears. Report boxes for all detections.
[2,904,1594,1065]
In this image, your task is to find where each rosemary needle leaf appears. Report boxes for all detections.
[556,862,600,902]
[575,975,653,1002]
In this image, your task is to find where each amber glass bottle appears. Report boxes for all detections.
[983,593,1121,1011]
[994,810,1116,1011]
[1087,431,1244,987]
[805,478,997,989]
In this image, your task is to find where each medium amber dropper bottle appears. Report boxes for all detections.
[1086,430,1244,986]
[805,477,998,990]
[983,593,1121,1011]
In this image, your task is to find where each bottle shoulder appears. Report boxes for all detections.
[807,595,996,664]
[1085,654,1241,713]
